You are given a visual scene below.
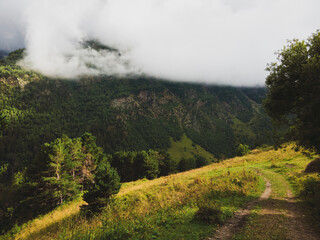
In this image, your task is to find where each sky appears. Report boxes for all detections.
[0,0,319,86]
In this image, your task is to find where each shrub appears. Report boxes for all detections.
[298,176,320,221]
[299,176,320,199]
[236,144,250,156]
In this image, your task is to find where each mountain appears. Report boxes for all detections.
[0,50,8,59]
[0,49,276,233]
[0,50,272,173]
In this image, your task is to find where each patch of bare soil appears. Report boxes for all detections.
[207,179,271,240]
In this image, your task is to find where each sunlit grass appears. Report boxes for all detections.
[10,143,319,240]
[167,134,216,161]
[14,199,85,240]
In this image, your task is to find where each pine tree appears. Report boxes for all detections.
[82,161,121,215]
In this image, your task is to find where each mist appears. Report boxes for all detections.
[0,0,320,86]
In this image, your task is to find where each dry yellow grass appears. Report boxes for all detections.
[15,199,85,240]
[14,156,247,239]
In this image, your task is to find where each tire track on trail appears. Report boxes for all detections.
[284,188,320,240]
[207,177,272,240]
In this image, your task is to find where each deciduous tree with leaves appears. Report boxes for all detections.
[264,31,320,153]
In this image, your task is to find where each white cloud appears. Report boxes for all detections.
[0,0,320,85]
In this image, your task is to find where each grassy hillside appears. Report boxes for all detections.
[5,143,319,240]
[0,49,275,234]
[167,134,216,162]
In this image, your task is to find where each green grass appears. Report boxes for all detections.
[233,144,320,240]
[167,134,216,161]
[8,143,320,240]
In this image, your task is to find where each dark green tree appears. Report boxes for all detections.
[0,112,6,134]
[82,161,121,215]
[158,151,178,176]
[111,151,136,182]
[264,31,320,153]
[178,157,196,172]
[134,150,159,180]
[195,155,210,168]
[235,144,250,156]
[41,136,81,205]
[65,137,84,181]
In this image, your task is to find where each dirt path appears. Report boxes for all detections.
[207,170,320,240]
[207,178,272,240]
[284,188,319,240]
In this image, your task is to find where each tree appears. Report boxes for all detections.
[22,133,104,217]
[236,144,250,156]
[178,157,196,172]
[40,136,81,206]
[158,151,178,176]
[111,151,136,182]
[134,150,159,180]
[65,137,84,182]
[82,161,121,215]
[264,31,320,153]
[195,155,210,168]
[0,112,6,132]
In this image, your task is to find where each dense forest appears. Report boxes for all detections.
[0,49,273,232]
[0,49,271,166]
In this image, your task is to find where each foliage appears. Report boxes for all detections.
[70,168,261,240]
[7,143,320,240]
[195,155,210,168]
[109,150,172,182]
[134,150,160,180]
[264,31,320,153]
[236,144,250,156]
[0,49,25,66]
[110,151,136,182]
[0,54,272,177]
[178,157,197,172]
[82,161,121,215]
[294,175,320,222]
[0,49,274,236]
[0,133,114,232]
[0,112,7,135]
[158,151,178,176]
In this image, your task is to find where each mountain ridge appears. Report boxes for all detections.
[0,49,272,170]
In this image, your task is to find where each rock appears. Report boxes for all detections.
[305,158,320,173]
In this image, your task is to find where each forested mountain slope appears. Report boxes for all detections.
[0,50,272,173]
[0,49,275,233]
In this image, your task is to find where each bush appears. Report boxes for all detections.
[298,176,320,221]
[299,176,320,199]
[236,144,250,156]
